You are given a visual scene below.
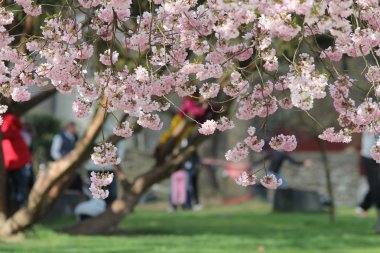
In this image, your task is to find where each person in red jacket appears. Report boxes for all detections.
[1,112,32,208]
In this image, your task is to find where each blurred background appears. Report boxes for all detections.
[1,0,380,252]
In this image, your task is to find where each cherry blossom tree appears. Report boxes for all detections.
[1,0,380,236]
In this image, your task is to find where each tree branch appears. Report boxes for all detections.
[11,87,57,116]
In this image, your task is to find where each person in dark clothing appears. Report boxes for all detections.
[50,122,78,160]
[50,122,83,191]
[360,132,380,233]
[358,191,372,214]
[253,150,309,200]
[257,151,305,183]
[184,151,203,211]
[265,151,303,173]
[362,156,380,232]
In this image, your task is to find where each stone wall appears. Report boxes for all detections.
[282,151,361,207]
[123,149,364,207]
[197,151,363,207]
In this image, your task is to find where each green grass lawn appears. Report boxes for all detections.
[0,202,379,253]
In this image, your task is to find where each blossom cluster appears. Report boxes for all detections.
[269,135,297,152]
[235,171,257,187]
[235,171,282,190]
[91,143,121,167]
[260,175,283,190]
[113,121,133,138]
[225,127,264,162]
[318,128,352,143]
[1,0,380,198]
[89,171,114,199]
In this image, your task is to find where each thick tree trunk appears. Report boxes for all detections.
[0,105,106,237]
[61,94,230,235]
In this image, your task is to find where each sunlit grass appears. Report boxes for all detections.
[0,201,379,253]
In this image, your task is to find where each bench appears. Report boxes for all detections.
[273,188,322,212]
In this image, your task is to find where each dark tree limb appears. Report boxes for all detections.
[60,92,232,235]
[59,132,203,235]
[10,87,57,116]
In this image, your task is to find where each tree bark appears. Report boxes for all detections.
[60,94,230,235]
[18,16,34,54]
[60,134,203,235]
[317,138,335,223]
[0,105,106,237]
[10,87,57,117]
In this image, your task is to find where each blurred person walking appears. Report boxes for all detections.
[170,169,188,210]
[184,151,203,211]
[360,132,380,233]
[356,156,372,217]
[1,111,32,212]
[257,150,306,187]
[253,149,310,200]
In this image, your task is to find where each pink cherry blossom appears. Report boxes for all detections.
[235,171,257,187]
[11,87,31,102]
[89,184,109,200]
[137,113,163,130]
[365,66,380,83]
[90,171,114,187]
[269,134,297,152]
[198,120,217,135]
[318,128,352,143]
[0,26,14,48]
[225,143,249,162]
[113,121,133,138]
[91,142,121,167]
[244,136,265,152]
[24,5,42,17]
[260,174,282,190]
[72,97,92,118]
[200,82,220,99]
[79,0,102,8]
[262,49,279,72]
[216,117,234,131]
[89,171,114,199]
[320,47,342,62]
[100,49,119,66]
[246,127,255,137]
[74,43,94,60]
[0,8,13,25]
[3,0,380,191]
